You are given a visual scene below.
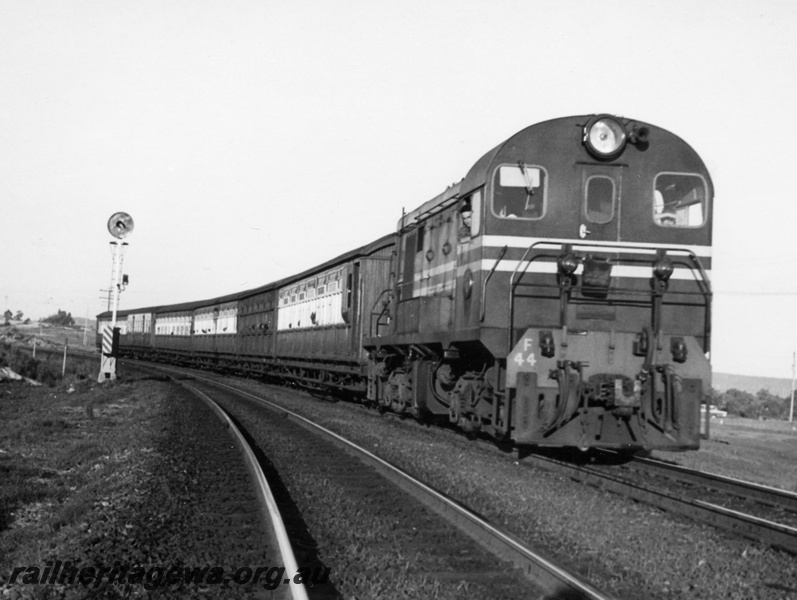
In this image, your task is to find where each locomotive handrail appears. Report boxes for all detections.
[507,240,713,354]
[508,242,548,353]
[479,245,508,323]
[368,288,393,338]
[400,195,460,230]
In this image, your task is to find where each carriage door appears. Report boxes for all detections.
[344,262,360,354]
[579,164,623,242]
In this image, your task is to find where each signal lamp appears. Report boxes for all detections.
[584,115,627,159]
[107,212,134,239]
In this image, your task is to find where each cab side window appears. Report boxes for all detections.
[492,165,546,219]
[653,173,707,227]
[458,189,482,240]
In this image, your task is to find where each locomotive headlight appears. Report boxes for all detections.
[557,253,579,275]
[584,116,627,159]
[653,257,674,281]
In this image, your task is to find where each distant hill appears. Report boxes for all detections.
[2,321,96,351]
[713,372,794,398]
[72,316,96,329]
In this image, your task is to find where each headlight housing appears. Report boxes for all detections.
[557,253,579,275]
[653,256,674,281]
[584,115,627,159]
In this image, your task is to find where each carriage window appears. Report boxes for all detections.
[653,173,707,227]
[585,176,615,224]
[492,165,546,219]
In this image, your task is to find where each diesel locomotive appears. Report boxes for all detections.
[98,114,713,451]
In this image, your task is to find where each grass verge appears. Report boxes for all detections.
[0,366,169,598]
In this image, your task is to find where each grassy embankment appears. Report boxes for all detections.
[656,416,797,492]
[0,340,170,597]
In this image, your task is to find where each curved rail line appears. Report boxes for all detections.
[176,379,309,600]
[521,452,797,555]
[150,364,616,600]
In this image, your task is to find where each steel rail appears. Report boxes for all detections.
[157,365,615,600]
[626,454,797,513]
[522,453,797,555]
[694,500,797,552]
[176,380,309,600]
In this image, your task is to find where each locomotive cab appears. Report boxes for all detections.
[477,116,711,449]
[365,115,713,452]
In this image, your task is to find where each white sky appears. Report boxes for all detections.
[1,0,796,379]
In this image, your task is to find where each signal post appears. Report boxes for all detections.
[98,212,134,382]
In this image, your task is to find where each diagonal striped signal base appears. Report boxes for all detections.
[98,327,117,382]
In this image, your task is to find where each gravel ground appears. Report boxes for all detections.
[227,379,797,600]
[211,387,543,600]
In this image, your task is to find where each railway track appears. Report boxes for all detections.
[150,364,616,600]
[518,450,797,555]
[623,452,797,514]
[112,365,312,599]
[336,386,797,557]
[152,359,797,560]
[358,385,797,556]
[183,380,309,600]
[357,387,797,556]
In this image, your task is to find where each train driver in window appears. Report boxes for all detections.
[653,189,677,226]
[656,211,677,226]
[458,201,473,241]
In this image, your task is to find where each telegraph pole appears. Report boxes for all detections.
[99,288,113,311]
[98,212,134,382]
